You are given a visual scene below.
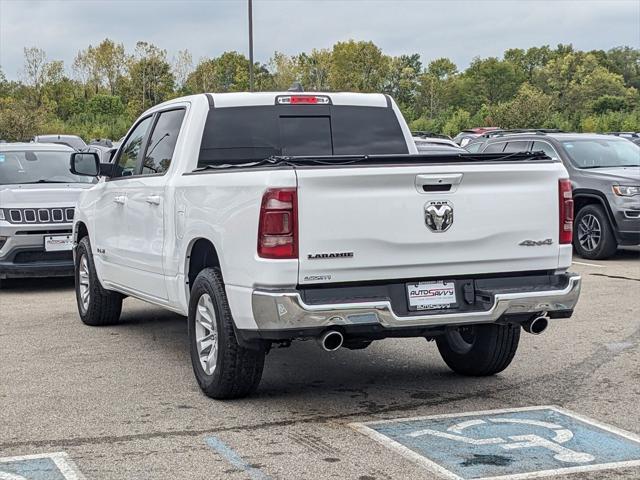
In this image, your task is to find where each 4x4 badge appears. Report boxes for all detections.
[519,238,553,246]
[424,201,453,232]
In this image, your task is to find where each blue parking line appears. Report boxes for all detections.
[205,436,271,480]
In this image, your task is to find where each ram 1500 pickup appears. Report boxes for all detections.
[70,92,581,399]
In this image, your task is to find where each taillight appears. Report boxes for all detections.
[559,179,574,244]
[258,188,298,259]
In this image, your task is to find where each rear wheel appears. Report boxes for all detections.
[436,324,520,376]
[574,204,617,260]
[188,268,265,399]
[75,236,123,326]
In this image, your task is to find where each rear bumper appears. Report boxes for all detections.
[247,273,581,338]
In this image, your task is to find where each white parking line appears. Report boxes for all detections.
[572,261,604,268]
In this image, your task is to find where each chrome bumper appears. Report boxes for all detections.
[251,274,581,330]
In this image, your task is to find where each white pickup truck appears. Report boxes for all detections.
[70,92,581,399]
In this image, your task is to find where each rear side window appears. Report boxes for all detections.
[465,142,483,153]
[198,105,408,166]
[503,141,531,153]
[142,109,185,175]
[532,141,559,160]
[483,142,506,153]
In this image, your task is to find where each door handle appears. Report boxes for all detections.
[415,173,463,193]
[113,195,126,205]
[146,195,161,205]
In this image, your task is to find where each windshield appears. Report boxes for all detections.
[0,150,95,185]
[561,138,640,168]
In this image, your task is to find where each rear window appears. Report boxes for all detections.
[198,105,408,166]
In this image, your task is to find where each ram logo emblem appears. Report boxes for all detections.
[424,201,454,232]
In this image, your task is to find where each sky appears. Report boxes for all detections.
[1,0,639,80]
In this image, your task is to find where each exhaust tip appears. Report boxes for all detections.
[319,330,344,351]
[524,316,549,335]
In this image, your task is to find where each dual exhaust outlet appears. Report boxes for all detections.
[318,330,344,351]
[317,315,548,352]
[522,315,549,335]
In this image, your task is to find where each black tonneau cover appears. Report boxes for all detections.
[192,151,553,172]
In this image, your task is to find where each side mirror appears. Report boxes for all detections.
[70,151,100,176]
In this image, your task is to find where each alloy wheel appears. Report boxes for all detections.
[195,293,219,375]
[78,254,90,314]
[578,213,602,252]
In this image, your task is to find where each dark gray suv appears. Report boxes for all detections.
[478,132,640,259]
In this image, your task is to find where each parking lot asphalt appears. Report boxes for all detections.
[1,250,639,480]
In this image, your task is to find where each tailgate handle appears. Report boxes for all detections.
[415,174,463,194]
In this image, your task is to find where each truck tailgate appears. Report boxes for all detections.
[296,161,566,284]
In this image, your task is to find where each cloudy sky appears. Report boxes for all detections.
[1,0,639,80]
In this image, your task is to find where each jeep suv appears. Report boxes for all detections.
[0,143,95,286]
[478,132,640,259]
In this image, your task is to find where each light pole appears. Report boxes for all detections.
[248,0,254,92]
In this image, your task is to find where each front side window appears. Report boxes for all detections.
[561,138,640,168]
[532,141,559,160]
[142,109,186,175]
[115,116,152,177]
[0,150,94,185]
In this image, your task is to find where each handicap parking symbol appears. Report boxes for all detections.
[0,453,84,480]
[352,406,640,479]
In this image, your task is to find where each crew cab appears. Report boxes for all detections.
[70,92,581,399]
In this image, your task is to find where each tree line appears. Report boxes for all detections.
[1,39,638,141]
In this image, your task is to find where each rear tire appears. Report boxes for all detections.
[574,204,617,260]
[75,236,123,326]
[436,324,520,376]
[188,268,265,399]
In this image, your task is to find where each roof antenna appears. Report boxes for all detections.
[288,81,304,92]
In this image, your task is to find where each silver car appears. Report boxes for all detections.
[0,143,95,285]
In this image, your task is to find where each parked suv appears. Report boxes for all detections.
[0,143,95,286]
[478,132,640,259]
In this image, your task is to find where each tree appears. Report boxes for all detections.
[384,54,422,120]
[490,84,553,128]
[128,42,175,114]
[173,49,193,91]
[21,47,48,106]
[329,40,390,92]
[604,47,640,90]
[462,57,524,109]
[94,39,127,94]
[297,49,332,91]
[418,58,458,118]
[0,97,47,140]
